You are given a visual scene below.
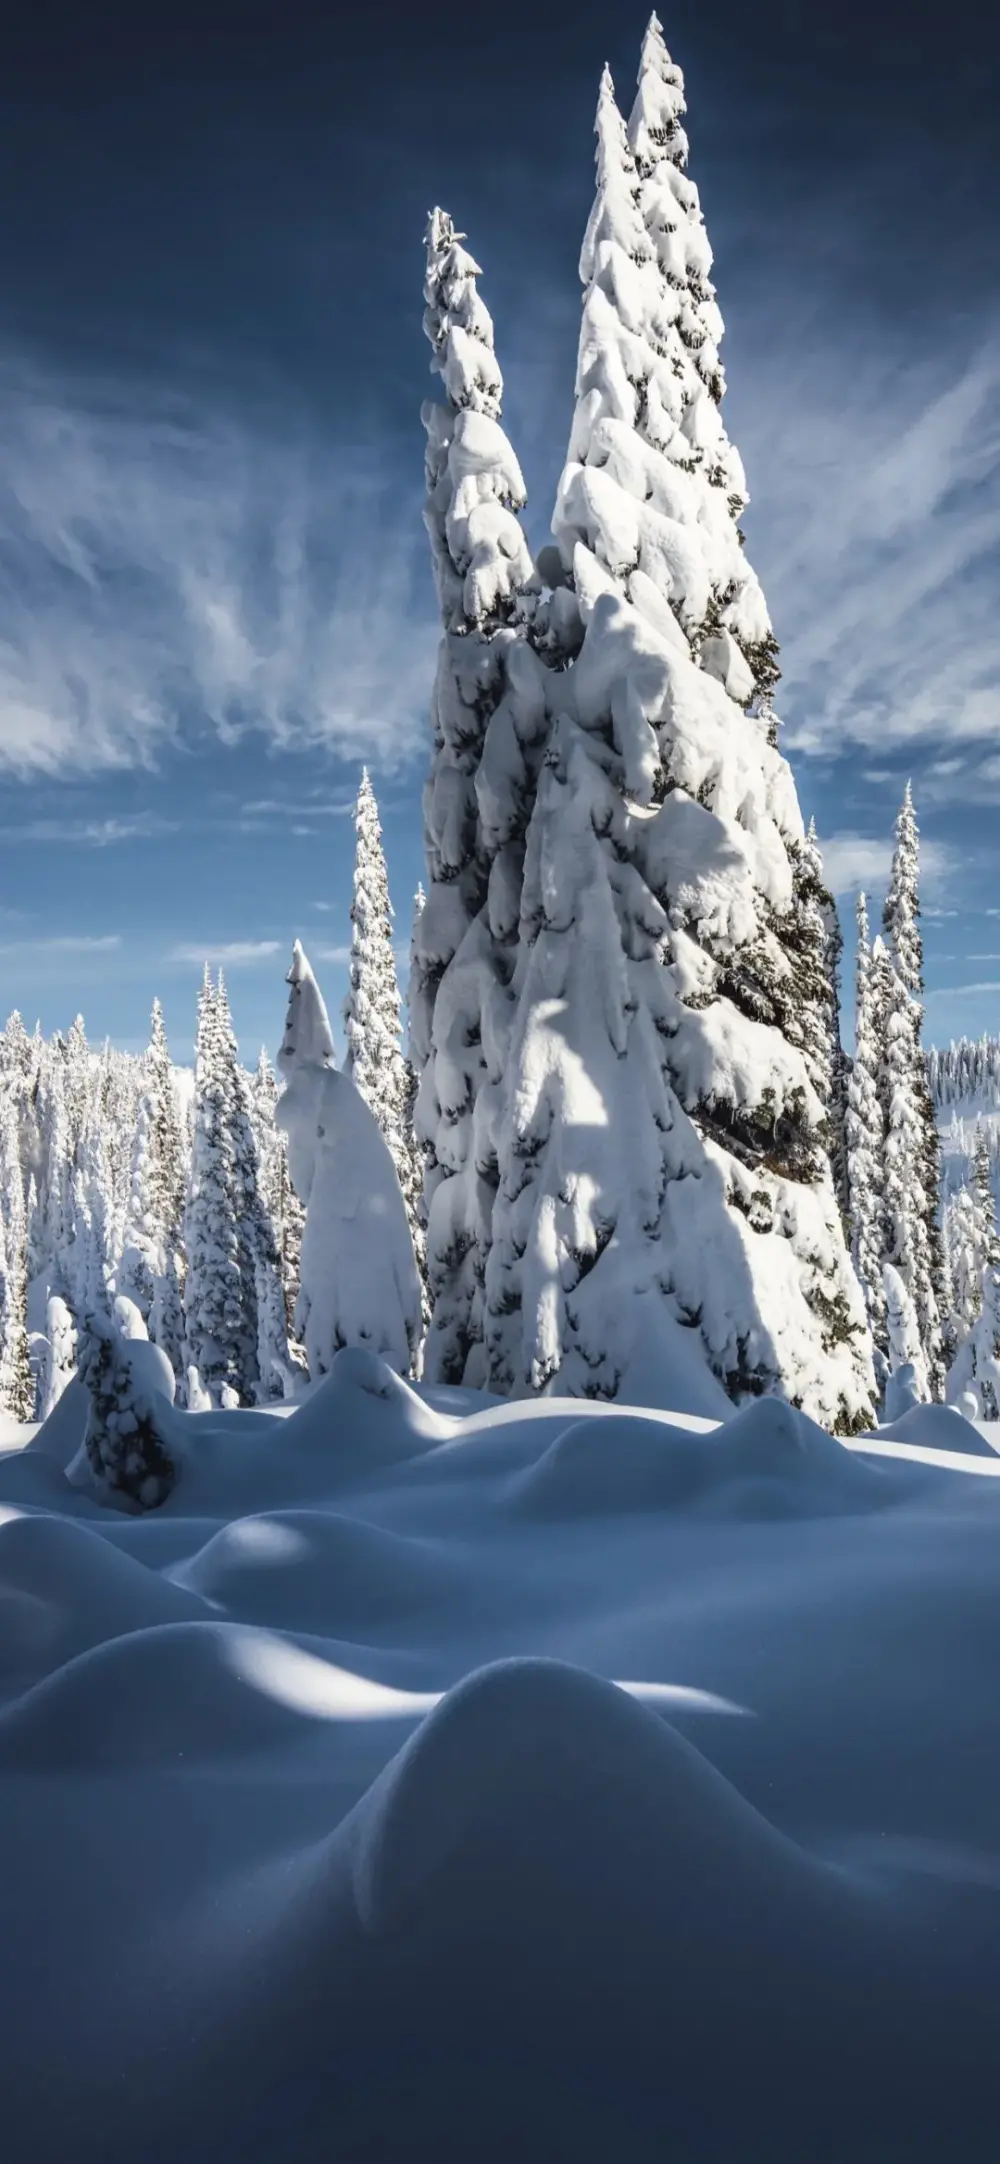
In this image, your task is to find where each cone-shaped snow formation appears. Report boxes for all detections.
[276,948,422,1381]
[486,44,875,1431]
[412,210,550,1386]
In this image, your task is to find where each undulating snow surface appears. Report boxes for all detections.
[1,1359,999,2160]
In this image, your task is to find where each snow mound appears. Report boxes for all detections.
[174,1510,465,1631]
[702,1397,893,1516]
[24,1376,88,1468]
[510,1396,890,1520]
[349,1656,833,1937]
[0,1511,208,1684]
[873,1402,1000,1458]
[0,1621,419,1772]
[279,1346,446,1471]
[507,1410,711,1516]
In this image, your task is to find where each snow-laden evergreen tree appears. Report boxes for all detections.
[63,1014,91,1164]
[845,893,887,1353]
[214,975,288,1402]
[145,1000,187,1248]
[879,789,942,1392]
[946,1258,1000,1419]
[249,1047,304,1357]
[277,943,422,1379]
[0,1096,33,1421]
[403,884,431,1333]
[79,1306,176,1508]
[182,970,245,1406]
[343,769,410,1177]
[35,1057,73,1290]
[412,208,550,1385]
[484,55,874,1427]
[116,1093,159,1321]
[39,1292,76,1420]
[882,1261,931,1418]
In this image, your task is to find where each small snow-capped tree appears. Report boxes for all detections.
[145,999,187,1248]
[62,1014,92,1164]
[0,1098,33,1422]
[343,769,410,1164]
[946,1259,1000,1420]
[486,57,874,1428]
[39,1292,76,1420]
[214,975,289,1403]
[881,784,943,1391]
[116,1092,159,1321]
[277,943,422,1379]
[249,1047,304,1355]
[79,1307,176,1508]
[971,1121,1000,1267]
[412,207,549,1386]
[882,1261,931,1419]
[845,893,887,1352]
[182,970,245,1407]
[35,1059,73,1290]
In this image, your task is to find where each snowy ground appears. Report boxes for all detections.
[2,1357,1000,2161]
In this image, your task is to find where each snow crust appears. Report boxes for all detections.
[0,1360,998,2159]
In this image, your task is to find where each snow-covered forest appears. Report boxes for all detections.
[0,10,994,1444]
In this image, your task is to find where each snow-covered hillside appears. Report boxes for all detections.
[0,1357,998,2161]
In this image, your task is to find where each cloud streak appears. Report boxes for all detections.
[731,319,1000,765]
[818,830,951,898]
[167,940,282,968]
[0,347,438,778]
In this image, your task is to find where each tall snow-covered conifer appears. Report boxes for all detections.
[343,770,410,1179]
[881,785,942,1391]
[182,971,244,1406]
[0,1095,33,1421]
[412,209,549,1385]
[845,893,887,1353]
[485,45,874,1428]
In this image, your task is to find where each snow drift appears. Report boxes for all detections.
[0,1356,999,2160]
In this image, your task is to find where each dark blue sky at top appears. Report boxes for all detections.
[0,0,998,1059]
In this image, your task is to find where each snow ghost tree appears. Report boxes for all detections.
[484,39,875,1429]
[412,207,550,1385]
[276,944,422,1379]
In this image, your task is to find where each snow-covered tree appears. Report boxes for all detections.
[249,1047,304,1356]
[277,943,422,1379]
[145,999,186,1251]
[484,53,875,1428]
[882,1260,931,1419]
[946,1259,1000,1420]
[343,770,410,1171]
[39,1293,76,1420]
[182,971,245,1406]
[845,894,887,1352]
[880,788,942,1392]
[79,1307,176,1509]
[411,206,549,1385]
[116,1093,159,1322]
[0,1097,33,1422]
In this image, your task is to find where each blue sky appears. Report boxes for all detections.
[0,0,998,1061]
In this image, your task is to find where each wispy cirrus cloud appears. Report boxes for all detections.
[817,830,952,898]
[0,812,178,845]
[731,323,1000,765]
[0,346,437,778]
[0,933,121,955]
[167,940,282,968]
